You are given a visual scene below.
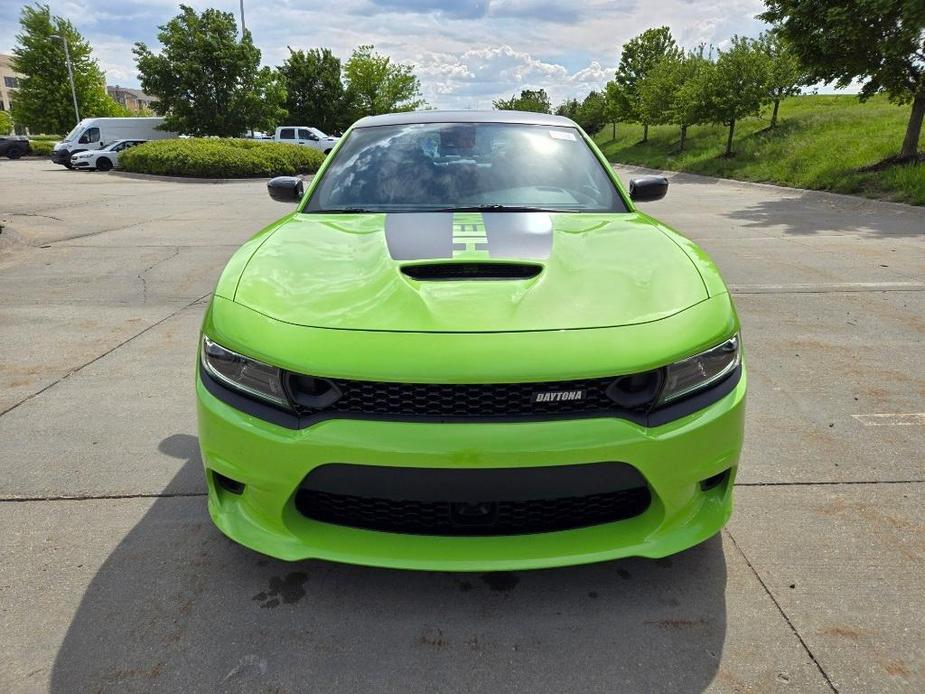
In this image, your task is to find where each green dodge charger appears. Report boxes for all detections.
[196,110,746,570]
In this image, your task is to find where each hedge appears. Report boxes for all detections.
[29,139,55,156]
[118,138,327,178]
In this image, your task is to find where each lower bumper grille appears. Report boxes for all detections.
[295,462,651,536]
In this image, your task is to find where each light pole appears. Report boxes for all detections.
[239,0,246,35]
[50,34,80,125]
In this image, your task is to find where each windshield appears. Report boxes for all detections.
[303,122,627,213]
[63,123,84,142]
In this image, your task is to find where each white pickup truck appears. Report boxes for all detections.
[273,126,339,153]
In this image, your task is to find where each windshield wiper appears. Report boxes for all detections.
[309,205,575,214]
[432,204,572,213]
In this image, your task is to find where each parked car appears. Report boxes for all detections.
[272,126,339,153]
[70,139,147,171]
[197,110,747,570]
[51,117,176,168]
[0,135,31,159]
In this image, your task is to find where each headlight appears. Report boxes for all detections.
[657,334,740,406]
[200,336,289,407]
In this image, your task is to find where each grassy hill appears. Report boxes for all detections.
[594,94,925,205]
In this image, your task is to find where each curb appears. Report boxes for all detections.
[107,170,265,184]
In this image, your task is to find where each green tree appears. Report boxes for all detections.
[343,45,425,118]
[280,48,348,133]
[575,90,608,134]
[556,93,607,133]
[614,26,681,141]
[705,36,770,156]
[493,88,552,113]
[637,54,679,133]
[0,111,12,134]
[762,0,925,159]
[758,29,804,127]
[639,47,713,151]
[554,97,581,120]
[10,4,121,134]
[603,80,632,140]
[134,5,286,136]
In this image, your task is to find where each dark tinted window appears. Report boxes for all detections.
[78,127,100,144]
[279,128,295,140]
[305,122,626,213]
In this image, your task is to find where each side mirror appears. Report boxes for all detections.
[267,176,304,203]
[629,175,668,202]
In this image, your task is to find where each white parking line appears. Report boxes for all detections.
[852,413,925,426]
[730,281,925,294]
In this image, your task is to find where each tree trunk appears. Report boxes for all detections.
[771,99,780,128]
[612,122,616,140]
[900,93,925,159]
[679,125,687,152]
[642,123,649,142]
[725,119,736,157]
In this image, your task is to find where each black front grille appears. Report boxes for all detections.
[295,462,651,536]
[297,488,651,536]
[291,376,633,419]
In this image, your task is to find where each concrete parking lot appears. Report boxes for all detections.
[0,158,922,693]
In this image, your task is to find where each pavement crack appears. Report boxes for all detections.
[0,291,211,420]
[137,246,181,303]
[725,529,839,693]
[0,492,207,503]
[10,212,63,222]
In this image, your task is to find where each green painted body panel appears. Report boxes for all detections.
[197,371,745,570]
[232,212,710,332]
[203,293,737,382]
[197,121,746,569]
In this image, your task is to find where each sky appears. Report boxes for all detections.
[0,0,773,109]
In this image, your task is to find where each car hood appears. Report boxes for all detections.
[232,211,709,332]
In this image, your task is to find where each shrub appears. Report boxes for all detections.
[29,139,55,156]
[118,138,327,178]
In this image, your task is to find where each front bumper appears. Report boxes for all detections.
[196,366,745,571]
[50,149,71,165]
[73,159,92,168]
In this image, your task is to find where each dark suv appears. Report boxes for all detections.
[0,136,31,159]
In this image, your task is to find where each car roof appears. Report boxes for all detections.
[353,110,579,129]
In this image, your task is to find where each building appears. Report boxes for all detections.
[106,85,156,112]
[0,53,22,115]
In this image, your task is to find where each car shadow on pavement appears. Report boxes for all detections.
[725,193,925,238]
[50,434,728,693]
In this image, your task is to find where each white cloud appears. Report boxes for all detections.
[0,0,776,109]
[413,46,614,108]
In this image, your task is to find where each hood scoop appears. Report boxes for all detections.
[401,262,542,281]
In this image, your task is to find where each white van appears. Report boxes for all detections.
[51,117,178,168]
